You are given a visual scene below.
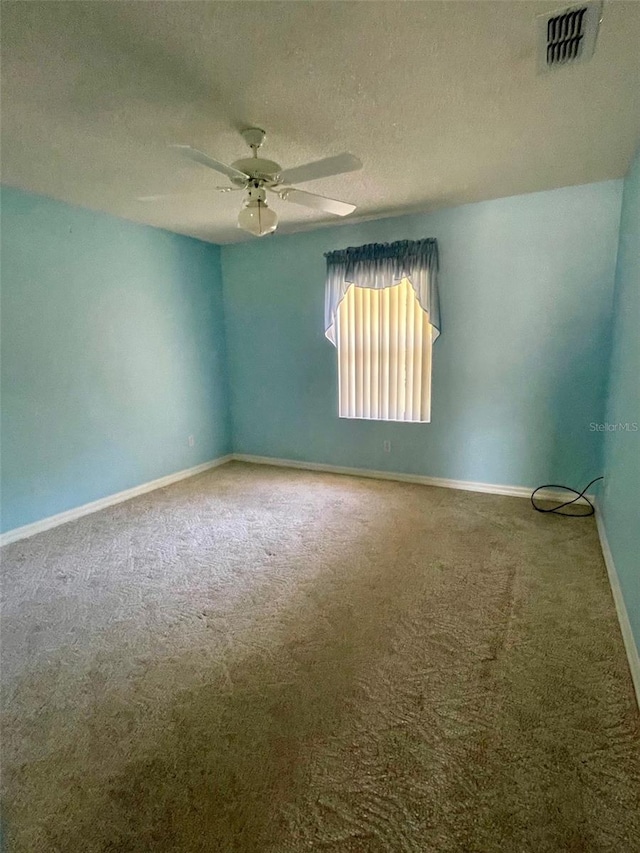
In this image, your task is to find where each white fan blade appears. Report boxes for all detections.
[170,145,249,182]
[136,187,239,202]
[136,187,243,201]
[279,188,356,216]
[278,153,362,186]
[137,192,203,202]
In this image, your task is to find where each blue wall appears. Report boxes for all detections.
[0,179,626,536]
[222,181,622,489]
[1,187,231,533]
[601,148,640,650]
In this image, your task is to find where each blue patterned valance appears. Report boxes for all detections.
[324,239,440,345]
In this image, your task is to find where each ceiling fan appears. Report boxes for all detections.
[139,128,362,237]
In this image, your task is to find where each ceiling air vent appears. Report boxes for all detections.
[538,1,603,71]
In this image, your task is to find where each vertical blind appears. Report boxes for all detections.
[336,278,433,422]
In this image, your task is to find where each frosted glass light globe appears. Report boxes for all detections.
[237,200,278,236]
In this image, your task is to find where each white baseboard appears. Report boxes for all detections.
[0,455,233,547]
[231,453,595,505]
[0,451,594,545]
[595,509,640,710]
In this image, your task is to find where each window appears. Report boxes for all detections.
[325,239,440,424]
[336,278,433,422]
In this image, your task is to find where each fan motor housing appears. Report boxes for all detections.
[230,157,282,185]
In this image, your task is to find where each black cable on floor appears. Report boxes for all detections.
[530,476,603,517]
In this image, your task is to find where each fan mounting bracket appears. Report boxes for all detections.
[241,127,266,152]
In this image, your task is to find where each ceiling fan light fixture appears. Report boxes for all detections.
[165,132,362,237]
[237,197,278,237]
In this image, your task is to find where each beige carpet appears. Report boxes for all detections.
[1,461,639,852]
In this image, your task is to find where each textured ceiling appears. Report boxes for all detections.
[2,1,639,244]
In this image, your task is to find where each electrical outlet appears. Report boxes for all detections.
[188,435,195,447]
[383,440,391,453]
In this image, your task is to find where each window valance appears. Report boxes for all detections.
[324,238,440,345]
